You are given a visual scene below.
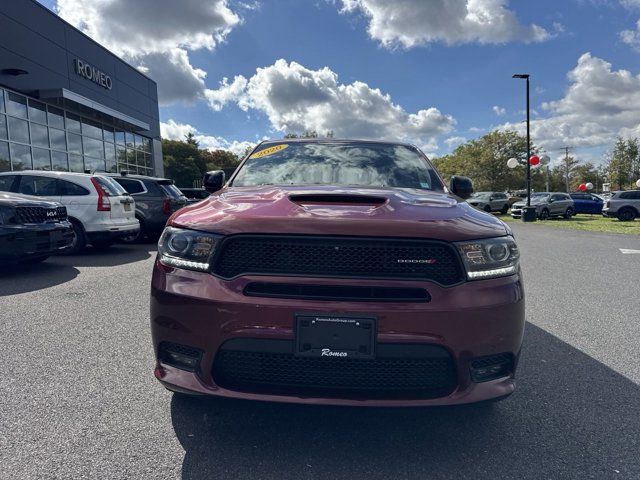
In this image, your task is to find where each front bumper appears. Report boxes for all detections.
[0,221,74,263]
[150,261,525,406]
[602,208,616,218]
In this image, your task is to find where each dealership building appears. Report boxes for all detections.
[0,0,163,176]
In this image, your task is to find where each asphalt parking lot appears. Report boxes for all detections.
[1,224,639,480]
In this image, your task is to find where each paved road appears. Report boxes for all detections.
[1,224,639,479]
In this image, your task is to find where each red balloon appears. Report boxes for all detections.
[578,183,587,191]
[529,155,540,166]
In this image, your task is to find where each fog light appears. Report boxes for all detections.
[158,342,202,371]
[470,353,514,382]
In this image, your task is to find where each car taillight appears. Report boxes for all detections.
[162,198,171,215]
[90,177,111,212]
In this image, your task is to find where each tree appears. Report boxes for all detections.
[185,132,199,147]
[606,137,638,190]
[163,155,201,187]
[433,130,531,191]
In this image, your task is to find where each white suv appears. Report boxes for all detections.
[0,171,139,253]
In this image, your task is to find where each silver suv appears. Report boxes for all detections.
[468,191,510,214]
[511,192,575,220]
[602,190,640,221]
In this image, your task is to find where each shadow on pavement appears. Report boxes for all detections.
[52,244,155,268]
[171,323,640,480]
[0,262,80,296]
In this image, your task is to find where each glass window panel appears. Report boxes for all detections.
[0,141,9,172]
[83,136,104,158]
[10,143,31,170]
[103,126,115,144]
[104,142,115,162]
[50,128,66,151]
[66,113,81,132]
[47,106,65,129]
[67,133,82,155]
[0,90,4,113]
[51,151,68,171]
[32,148,52,170]
[144,152,151,167]
[84,156,105,172]
[69,154,84,172]
[126,147,135,164]
[28,100,47,124]
[31,123,49,148]
[6,92,28,118]
[115,129,125,145]
[125,132,135,148]
[0,115,6,140]
[134,134,143,150]
[144,137,152,153]
[8,117,29,144]
[82,118,103,139]
[105,156,117,173]
[18,175,58,196]
[116,144,126,163]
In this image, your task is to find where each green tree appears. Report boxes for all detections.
[606,137,638,190]
[163,155,201,187]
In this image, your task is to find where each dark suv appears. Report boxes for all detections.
[150,139,525,407]
[108,174,187,241]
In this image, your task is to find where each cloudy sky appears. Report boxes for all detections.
[39,0,640,164]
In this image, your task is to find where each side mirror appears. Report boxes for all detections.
[449,175,473,199]
[203,170,225,193]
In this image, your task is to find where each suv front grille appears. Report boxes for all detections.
[212,235,464,285]
[213,339,457,399]
[15,206,67,224]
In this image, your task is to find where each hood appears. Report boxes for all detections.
[170,185,508,242]
[0,192,61,208]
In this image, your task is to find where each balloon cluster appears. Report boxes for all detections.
[506,154,550,169]
[578,183,594,192]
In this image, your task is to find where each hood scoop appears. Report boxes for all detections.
[289,194,387,207]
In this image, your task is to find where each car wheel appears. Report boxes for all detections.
[121,222,145,243]
[539,208,550,220]
[483,205,492,213]
[617,207,637,221]
[91,239,115,249]
[500,204,509,215]
[564,207,575,219]
[62,219,86,255]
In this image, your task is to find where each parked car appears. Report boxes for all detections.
[107,173,187,242]
[511,192,574,220]
[0,171,138,253]
[151,139,524,407]
[602,190,640,221]
[179,187,210,203]
[569,192,603,214]
[468,191,510,214]
[0,191,74,265]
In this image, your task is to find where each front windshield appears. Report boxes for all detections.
[231,142,444,191]
[472,192,491,198]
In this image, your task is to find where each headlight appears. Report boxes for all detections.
[455,237,520,280]
[158,226,221,272]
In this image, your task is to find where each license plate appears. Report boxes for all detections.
[124,203,131,211]
[295,315,376,359]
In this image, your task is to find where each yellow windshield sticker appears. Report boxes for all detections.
[249,144,288,159]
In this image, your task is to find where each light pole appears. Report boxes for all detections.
[512,74,531,205]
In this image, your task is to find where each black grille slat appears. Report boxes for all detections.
[213,235,463,285]
[213,340,457,399]
[15,206,67,224]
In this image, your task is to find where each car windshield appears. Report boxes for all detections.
[472,192,492,199]
[231,142,444,191]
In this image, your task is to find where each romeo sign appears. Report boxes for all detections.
[74,58,112,90]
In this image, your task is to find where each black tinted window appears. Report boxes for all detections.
[0,175,16,192]
[159,182,184,199]
[114,178,145,194]
[18,175,58,196]
[233,142,443,191]
[60,180,89,196]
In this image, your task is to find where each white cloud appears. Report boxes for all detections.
[203,59,456,148]
[160,119,254,156]
[55,0,240,104]
[445,136,467,148]
[339,0,549,48]
[620,20,640,51]
[497,53,640,151]
[492,105,506,116]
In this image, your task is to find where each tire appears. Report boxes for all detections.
[539,208,550,220]
[563,207,575,219]
[91,239,115,249]
[500,204,509,215]
[63,219,86,255]
[483,205,492,213]
[617,207,637,222]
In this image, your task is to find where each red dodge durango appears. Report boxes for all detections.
[150,139,525,406]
